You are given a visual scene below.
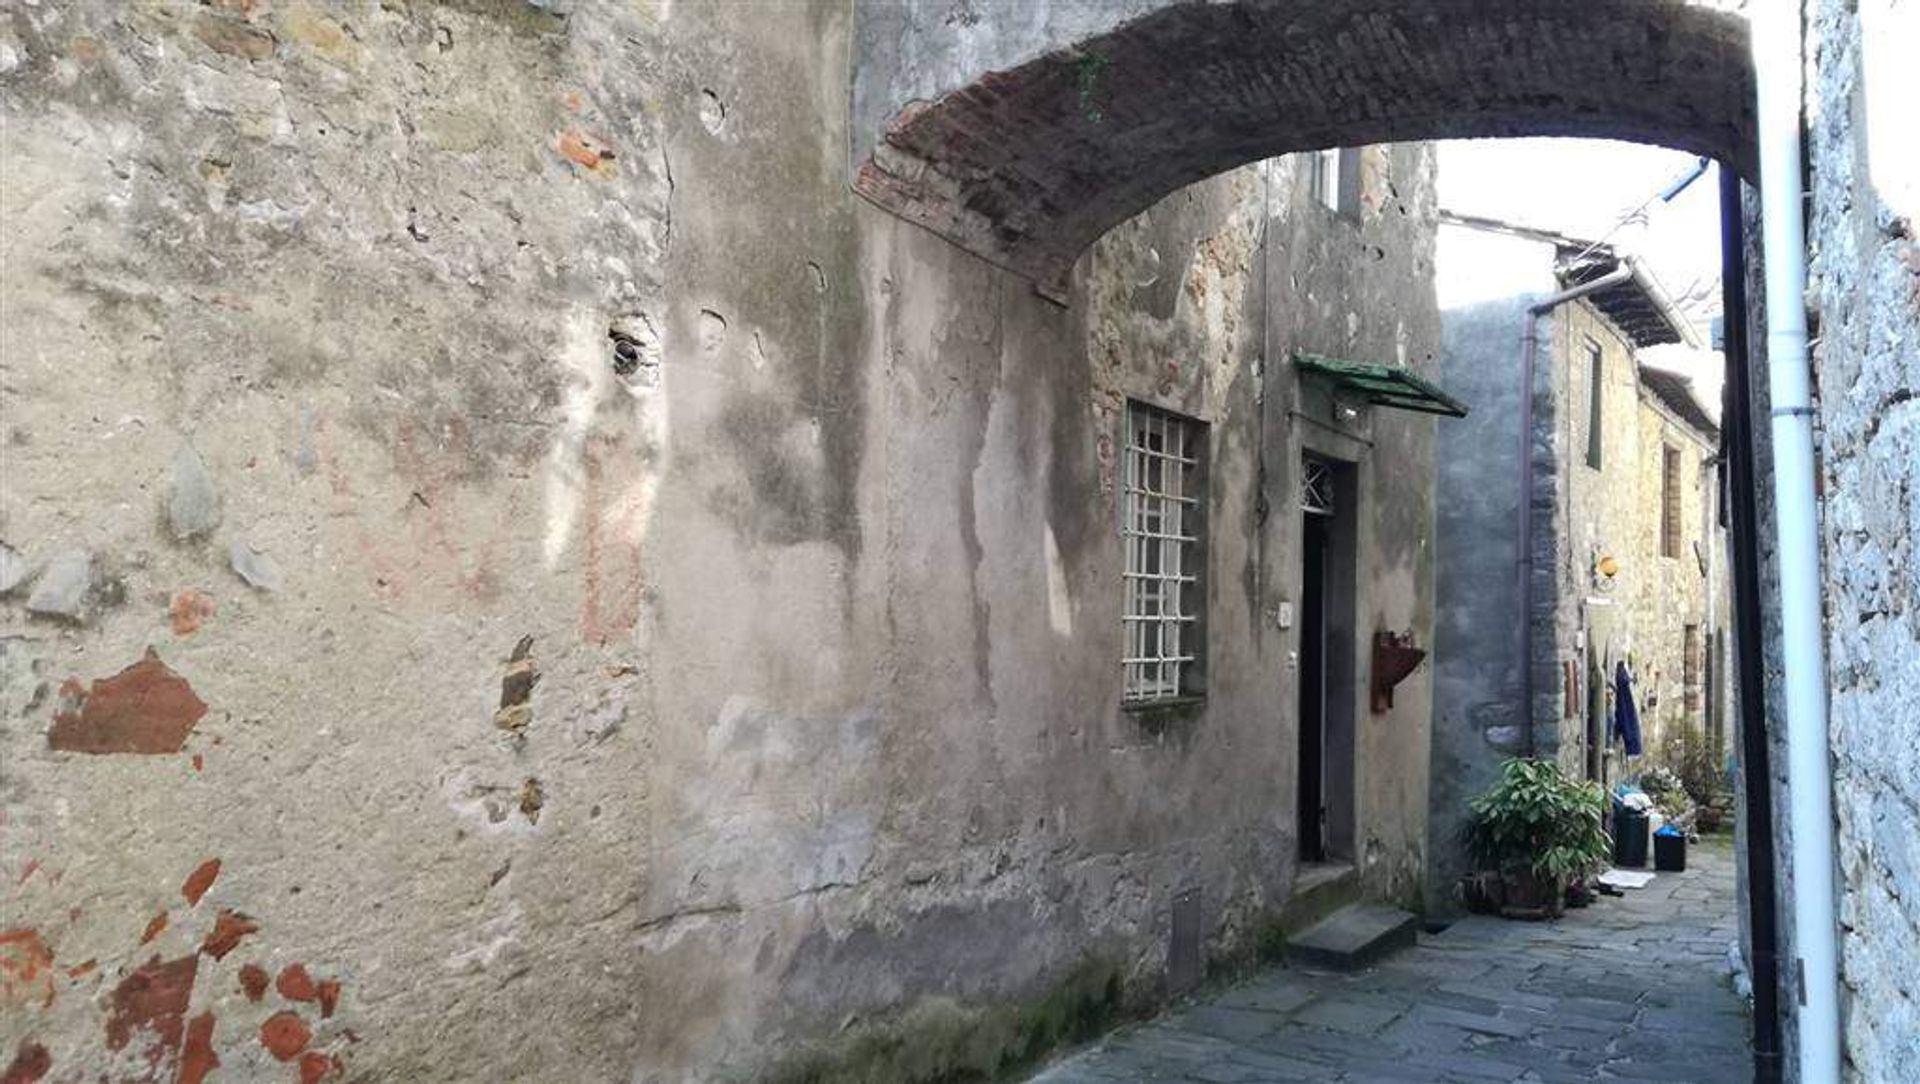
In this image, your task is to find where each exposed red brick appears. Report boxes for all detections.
[178,1011,219,1084]
[259,1011,311,1061]
[557,129,616,175]
[65,959,96,980]
[297,1051,341,1084]
[168,590,217,636]
[238,963,270,1002]
[180,860,221,906]
[140,912,169,946]
[105,955,198,1064]
[315,978,341,1019]
[276,962,316,1002]
[0,929,55,1009]
[854,1,1758,299]
[192,753,205,772]
[0,1040,50,1084]
[199,911,258,961]
[47,649,207,755]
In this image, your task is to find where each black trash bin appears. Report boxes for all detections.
[1654,831,1688,872]
[1613,805,1650,868]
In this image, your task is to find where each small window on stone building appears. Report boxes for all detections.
[1306,148,1363,219]
[1683,624,1703,717]
[1661,444,1682,558]
[1585,340,1604,470]
[1122,401,1207,705]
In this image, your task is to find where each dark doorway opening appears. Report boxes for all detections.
[1298,453,1357,865]
[1299,507,1330,862]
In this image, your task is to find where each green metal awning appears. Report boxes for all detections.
[1292,352,1470,418]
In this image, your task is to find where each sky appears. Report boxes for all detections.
[1435,137,1727,412]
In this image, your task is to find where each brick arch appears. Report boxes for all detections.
[853,0,1753,299]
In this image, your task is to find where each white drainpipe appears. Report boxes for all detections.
[1753,3,1843,1080]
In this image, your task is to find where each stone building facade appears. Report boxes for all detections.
[0,4,1450,1080]
[1430,216,1729,904]
[1803,0,1920,1073]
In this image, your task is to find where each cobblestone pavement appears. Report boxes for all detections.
[1030,841,1751,1082]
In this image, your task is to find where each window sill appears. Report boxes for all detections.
[1122,696,1207,727]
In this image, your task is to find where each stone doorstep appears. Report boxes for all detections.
[1280,861,1362,936]
[1287,903,1420,971]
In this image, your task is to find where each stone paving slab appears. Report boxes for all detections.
[1029,842,1751,1083]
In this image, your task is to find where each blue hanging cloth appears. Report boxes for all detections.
[1613,661,1643,756]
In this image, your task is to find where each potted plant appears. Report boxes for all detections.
[1463,758,1612,920]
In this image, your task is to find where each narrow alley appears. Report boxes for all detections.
[1031,842,1749,1083]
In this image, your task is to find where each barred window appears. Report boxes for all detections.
[1122,402,1206,704]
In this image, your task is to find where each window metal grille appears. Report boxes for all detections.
[1301,457,1336,517]
[1122,403,1203,703]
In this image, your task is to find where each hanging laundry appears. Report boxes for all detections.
[1613,660,1643,756]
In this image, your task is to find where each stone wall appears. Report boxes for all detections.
[0,4,1442,1080]
[1805,0,1920,1076]
[1625,391,1720,756]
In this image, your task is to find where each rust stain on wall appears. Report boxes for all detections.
[46,648,207,755]
[1,1040,50,1084]
[180,859,221,906]
[0,929,55,1009]
[104,954,198,1076]
[198,910,257,960]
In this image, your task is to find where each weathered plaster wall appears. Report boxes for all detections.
[1262,146,1443,908]
[0,4,1441,1081]
[1805,0,1920,1076]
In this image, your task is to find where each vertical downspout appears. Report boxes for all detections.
[1753,3,1843,1079]
[1720,166,1783,1084]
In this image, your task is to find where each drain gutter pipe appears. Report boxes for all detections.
[1753,3,1843,1080]
[1517,265,1632,755]
[1720,166,1783,1084]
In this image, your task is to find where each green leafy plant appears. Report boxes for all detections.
[1464,758,1613,883]
[1659,730,1730,812]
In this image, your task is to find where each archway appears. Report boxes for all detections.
[852,0,1753,299]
